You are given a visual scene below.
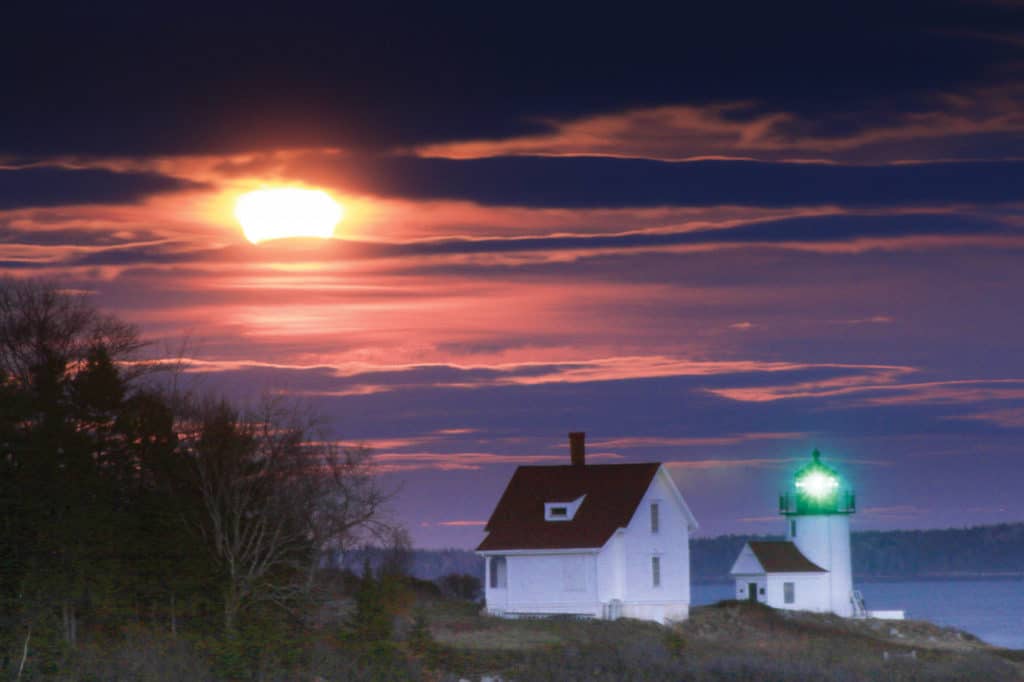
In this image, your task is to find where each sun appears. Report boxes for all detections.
[235,187,344,244]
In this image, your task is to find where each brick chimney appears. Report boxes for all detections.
[569,432,586,466]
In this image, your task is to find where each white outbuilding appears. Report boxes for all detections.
[477,432,698,624]
[730,449,903,619]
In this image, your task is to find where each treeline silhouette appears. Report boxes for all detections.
[0,280,394,678]
[343,522,1024,587]
[690,524,1024,583]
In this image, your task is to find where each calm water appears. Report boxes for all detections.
[693,579,1024,650]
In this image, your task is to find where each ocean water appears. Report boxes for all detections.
[693,579,1024,649]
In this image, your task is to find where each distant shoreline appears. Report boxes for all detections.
[695,573,1024,586]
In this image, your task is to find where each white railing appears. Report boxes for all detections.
[851,590,868,618]
[603,599,623,620]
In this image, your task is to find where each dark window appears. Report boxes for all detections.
[550,507,567,517]
[784,582,795,604]
[791,519,797,537]
[652,556,661,587]
[489,556,507,589]
[650,503,660,533]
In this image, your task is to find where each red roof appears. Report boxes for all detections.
[748,541,826,573]
[477,463,660,552]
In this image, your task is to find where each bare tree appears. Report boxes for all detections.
[175,396,392,633]
[0,278,145,384]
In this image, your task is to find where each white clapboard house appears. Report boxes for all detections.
[477,432,698,624]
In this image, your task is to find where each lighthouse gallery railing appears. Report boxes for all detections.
[779,490,856,515]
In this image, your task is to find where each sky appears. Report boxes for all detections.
[3,1,1024,547]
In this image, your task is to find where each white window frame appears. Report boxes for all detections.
[545,495,586,521]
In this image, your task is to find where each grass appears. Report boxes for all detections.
[10,592,1021,680]
[409,597,1024,681]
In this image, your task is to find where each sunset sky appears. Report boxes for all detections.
[4,2,1024,547]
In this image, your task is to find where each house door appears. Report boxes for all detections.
[748,582,758,603]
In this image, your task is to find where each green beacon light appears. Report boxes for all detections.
[780,449,855,515]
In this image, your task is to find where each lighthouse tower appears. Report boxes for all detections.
[780,449,857,616]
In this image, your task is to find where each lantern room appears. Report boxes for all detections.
[779,448,856,516]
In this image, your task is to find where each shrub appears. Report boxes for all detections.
[438,573,482,601]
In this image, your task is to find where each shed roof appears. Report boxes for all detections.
[747,541,827,573]
[477,463,661,552]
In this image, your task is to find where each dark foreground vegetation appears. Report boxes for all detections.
[6,578,1022,681]
[0,280,402,679]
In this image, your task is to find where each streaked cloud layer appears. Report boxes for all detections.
[3,2,1024,546]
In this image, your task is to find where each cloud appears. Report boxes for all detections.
[950,407,1024,427]
[860,380,1024,406]
[709,374,1024,414]
[304,156,1024,209]
[415,86,1024,164]
[371,450,623,473]
[22,211,1010,277]
[706,366,918,403]
[29,210,1007,278]
[860,505,926,519]
[376,213,1017,255]
[833,316,894,325]
[2,2,1021,157]
[0,166,205,210]
[174,355,907,398]
[664,457,799,470]
[591,433,805,449]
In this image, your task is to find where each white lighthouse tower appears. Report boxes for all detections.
[731,449,903,618]
[731,449,874,617]
[780,449,858,616]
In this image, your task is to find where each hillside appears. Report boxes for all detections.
[414,596,1024,681]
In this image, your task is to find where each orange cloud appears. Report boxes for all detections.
[414,86,1024,164]
[950,407,1024,427]
[371,450,623,473]
[591,433,805,449]
[706,366,917,403]
[664,457,798,470]
[861,380,1024,406]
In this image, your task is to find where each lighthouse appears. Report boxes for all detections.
[779,449,857,616]
[730,449,871,617]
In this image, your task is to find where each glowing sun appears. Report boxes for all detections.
[235,188,344,244]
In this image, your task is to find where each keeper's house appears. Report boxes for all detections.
[476,433,698,624]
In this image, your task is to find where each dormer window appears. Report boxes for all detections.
[545,495,585,521]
